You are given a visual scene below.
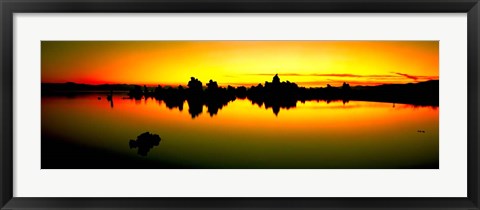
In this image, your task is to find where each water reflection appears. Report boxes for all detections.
[111,96,438,118]
[118,74,438,117]
[107,90,114,108]
[129,132,162,156]
[41,94,439,169]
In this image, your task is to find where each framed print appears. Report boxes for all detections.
[1,0,479,209]
[40,40,441,170]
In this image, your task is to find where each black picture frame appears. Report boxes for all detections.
[1,0,479,209]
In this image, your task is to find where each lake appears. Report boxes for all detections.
[41,93,439,169]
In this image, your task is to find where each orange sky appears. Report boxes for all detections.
[41,41,439,87]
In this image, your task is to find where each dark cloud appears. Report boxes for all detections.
[311,73,399,78]
[392,72,439,81]
[245,73,398,78]
[246,72,437,81]
[245,73,303,76]
[393,72,419,81]
[296,80,401,87]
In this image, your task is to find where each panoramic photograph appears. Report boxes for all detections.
[41,41,439,169]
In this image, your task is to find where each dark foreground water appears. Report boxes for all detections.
[41,93,439,169]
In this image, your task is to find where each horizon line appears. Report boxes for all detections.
[41,79,439,88]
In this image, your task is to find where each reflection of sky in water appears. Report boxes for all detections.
[42,94,439,169]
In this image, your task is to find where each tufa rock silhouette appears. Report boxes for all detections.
[120,74,438,117]
[129,132,162,156]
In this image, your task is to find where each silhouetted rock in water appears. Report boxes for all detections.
[207,79,218,90]
[158,86,186,111]
[143,85,149,96]
[203,79,236,117]
[104,90,114,108]
[129,132,161,156]
[145,77,236,118]
[107,90,113,101]
[246,75,300,115]
[97,74,437,117]
[188,77,203,94]
[235,86,247,99]
[128,85,143,100]
[272,74,280,85]
[125,77,231,118]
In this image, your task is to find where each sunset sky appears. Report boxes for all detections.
[41,41,439,87]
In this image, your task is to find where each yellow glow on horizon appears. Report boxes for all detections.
[41,41,439,87]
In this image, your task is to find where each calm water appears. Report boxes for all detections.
[41,93,439,169]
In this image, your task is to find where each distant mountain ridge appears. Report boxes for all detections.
[42,82,135,92]
[42,80,439,92]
